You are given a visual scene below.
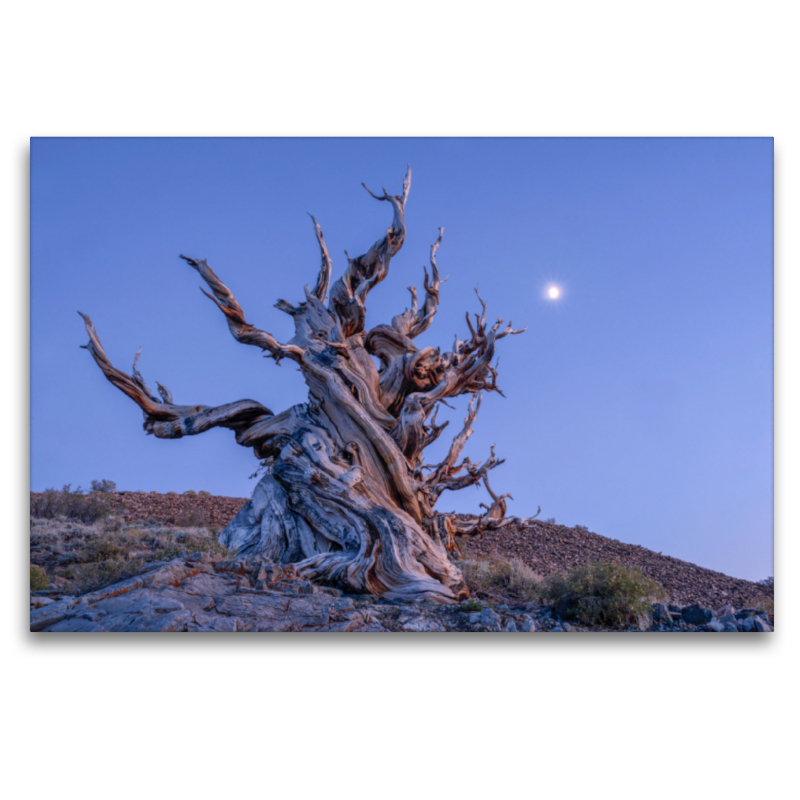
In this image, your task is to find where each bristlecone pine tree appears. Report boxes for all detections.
[79,169,538,602]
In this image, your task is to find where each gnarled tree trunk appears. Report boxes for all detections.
[79,169,537,603]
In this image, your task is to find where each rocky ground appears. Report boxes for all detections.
[30,550,773,633]
[29,490,774,632]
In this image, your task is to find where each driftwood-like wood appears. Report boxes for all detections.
[79,169,538,602]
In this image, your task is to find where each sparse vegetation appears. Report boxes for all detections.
[574,524,589,532]
[198,490,212,497]
[153,530,228,561]
[545,517,556,524]
[541,560,666,630]
[249,456,275,481]
[30,564,48,591]
[758,576,774,589]
[90,479,117,493]
[182,490,198,498]
[30,484,112,524]
[29,513,231,596]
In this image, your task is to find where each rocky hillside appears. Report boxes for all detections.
[101,491,247,529]
[462,519,773,610]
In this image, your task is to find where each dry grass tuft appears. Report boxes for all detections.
[457,555,544,605]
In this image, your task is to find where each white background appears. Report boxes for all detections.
[3,2,796,798]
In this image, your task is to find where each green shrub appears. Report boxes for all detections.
[30,485,112,524]
[574,524,589,532]
[73,557,146,594]
[182,490,198,498]
[459,598,484,612]
[90,479,117,493]
[198,490,211,497]
[78,534,130,563]
[541,560,666,629]
[30,564,48,591]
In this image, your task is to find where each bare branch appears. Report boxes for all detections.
[423,392,482,488]
[390,227,446,340]
[308,214,332,303]
[328,166,412,337]
[179,255,303,364]
[78,312,272,439]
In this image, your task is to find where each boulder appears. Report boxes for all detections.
[654,603,672,624]
[478,608,502,632]
[681,604,713,625]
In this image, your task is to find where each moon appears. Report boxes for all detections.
[547,285,561,300]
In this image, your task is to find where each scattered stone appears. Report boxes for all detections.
[478,608,502,632]
[682,604,713,625]
[401,618,446,632]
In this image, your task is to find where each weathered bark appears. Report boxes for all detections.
[80,168,534,603]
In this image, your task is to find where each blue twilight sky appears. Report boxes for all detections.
[30,138,773,581]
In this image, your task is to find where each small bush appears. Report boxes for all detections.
[758,576,774,589]
[182,490,198,498]
[30,485,112,524]
[541,560,666,630]
[459,599,484,613]
[166,491,179,497]
[198,490,211,497]
[545,517,556,524]
[508,558,541,595]
[78,534,130,563]
[176,507,211,527]
[90,479,117,493]
[574,524,589,532]
[73,557,146,594]
[460,557,542,603]
[103,516,124,533]
[30,564,48,591]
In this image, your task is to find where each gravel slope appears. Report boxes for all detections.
[462,519,773,610]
